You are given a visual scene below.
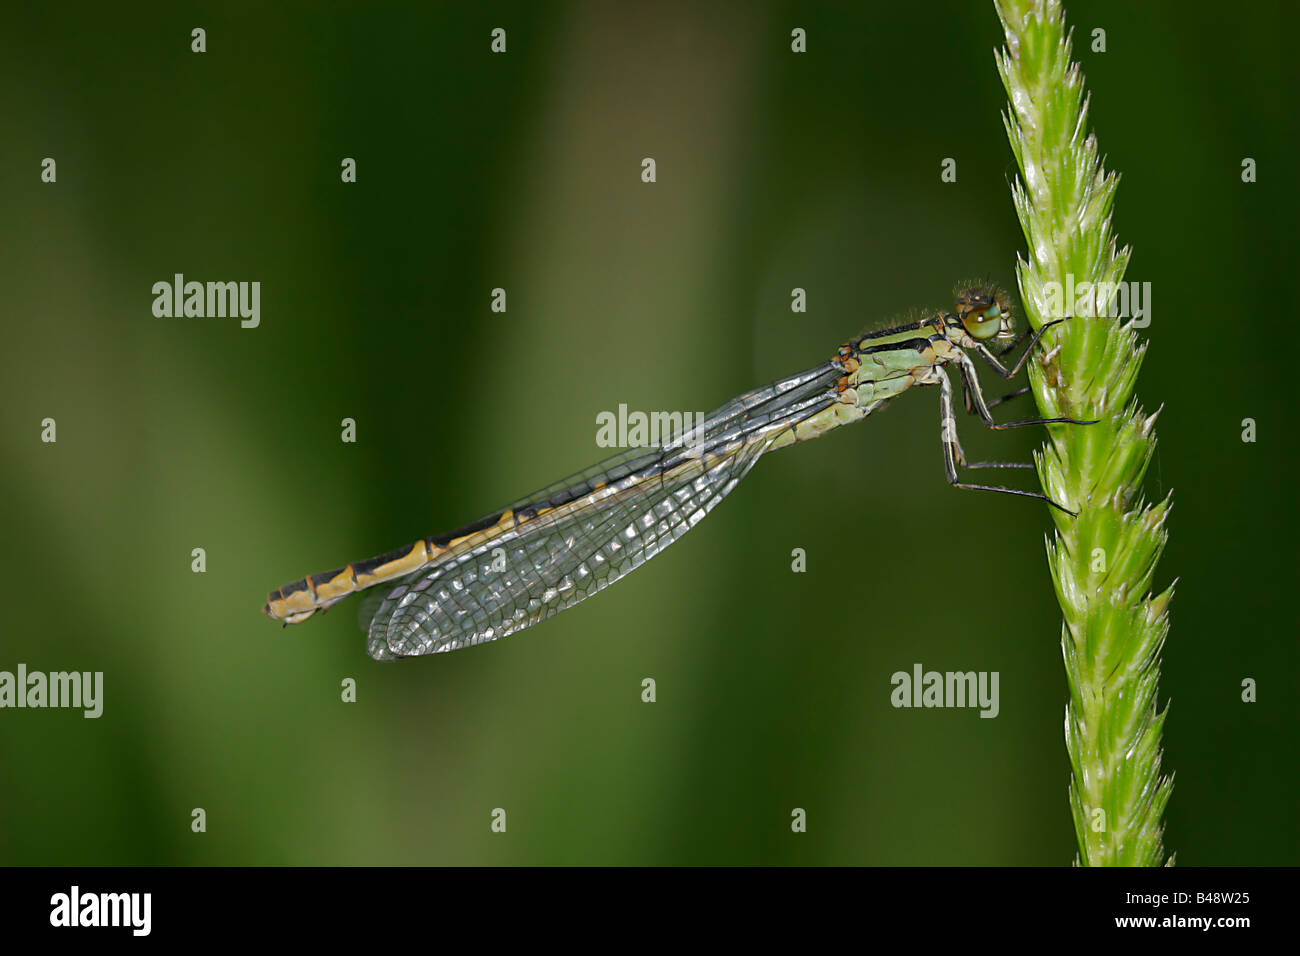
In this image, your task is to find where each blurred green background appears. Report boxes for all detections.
[1,1,1295,865]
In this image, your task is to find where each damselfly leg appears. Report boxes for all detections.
[941,318,1094,515]
[974,318,1069,381]
[984,385,1032,409]
[937,371,1079,515]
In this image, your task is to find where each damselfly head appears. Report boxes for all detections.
[955,285,1015,342]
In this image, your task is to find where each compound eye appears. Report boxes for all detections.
[955,286,1012,340]
[962,309,1003,340]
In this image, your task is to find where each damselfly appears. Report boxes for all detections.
[265,286,1090,660]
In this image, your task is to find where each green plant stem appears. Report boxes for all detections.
[993,0,1174,866]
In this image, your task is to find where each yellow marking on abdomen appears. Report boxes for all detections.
[354,541,431,589]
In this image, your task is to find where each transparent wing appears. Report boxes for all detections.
[363,361,841,660]
[491,360,839,522]
[365,438,767,659]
